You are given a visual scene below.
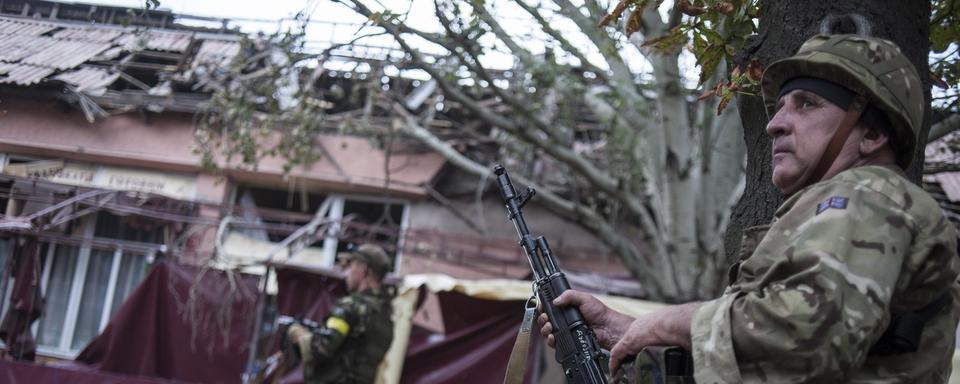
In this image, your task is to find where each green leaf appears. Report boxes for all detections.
[692,32,708,58]
[642,26,688,55]
[697,44,726,85]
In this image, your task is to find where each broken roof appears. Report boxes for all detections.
[925,129,960,200]
[0,14,240,93]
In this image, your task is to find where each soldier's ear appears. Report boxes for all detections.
[859,127,889,156]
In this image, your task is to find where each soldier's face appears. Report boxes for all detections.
[766,90,848,194]
[344,260,366,291]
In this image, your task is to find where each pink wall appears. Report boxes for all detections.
[0,100,200,170]
[0,99,444,200]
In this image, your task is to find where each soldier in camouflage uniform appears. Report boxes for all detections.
[287,244,395,384]
[539,34,960,383]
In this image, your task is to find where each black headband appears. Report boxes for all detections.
[778,77,856,111]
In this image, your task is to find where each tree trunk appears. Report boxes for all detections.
[724,0,932,265]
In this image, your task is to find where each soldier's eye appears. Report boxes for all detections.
[798,97,819,110]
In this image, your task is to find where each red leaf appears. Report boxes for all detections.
[746,59,763,82]
[713,1,735,14]
[677,0,706,16]
[930,72,950,89]
[697,89,718,101]
[599,0,633,27]
[626,7,644,35]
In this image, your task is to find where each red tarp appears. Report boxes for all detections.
[5,262,541,383]
[272,266,347,383]
[75,259,260,383]
[272,266,541,384]
[0,238,43,361]
[401,291,541,384]
[0,359,184,384]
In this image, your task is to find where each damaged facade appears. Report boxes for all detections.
[0,0,629,372]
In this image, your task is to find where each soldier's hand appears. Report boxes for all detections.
[608,302,699,373]
[537,290,634,350]
[607,314,661,373]
[287,324,311,345]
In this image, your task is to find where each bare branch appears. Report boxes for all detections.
[473,6,535,68]
[391,104,491,175]
[424,185,488,234]
[638,0,668,38]
[925,163,960,174]
[552,0,633,84]
[348,0,647,219]
[514,0,611,83]
[928,113,960,143]
[391,103,667,296]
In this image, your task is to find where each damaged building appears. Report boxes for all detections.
[0,1,639,382]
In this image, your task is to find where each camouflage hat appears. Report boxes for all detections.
[761,34,924,167]
[339,244,391,275]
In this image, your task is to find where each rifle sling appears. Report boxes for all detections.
[504,297,538,384]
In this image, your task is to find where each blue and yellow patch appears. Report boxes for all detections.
[816,196,848,215]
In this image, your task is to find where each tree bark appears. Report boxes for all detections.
[724,0,932,265]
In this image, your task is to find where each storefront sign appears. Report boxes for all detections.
[2,159,196,201]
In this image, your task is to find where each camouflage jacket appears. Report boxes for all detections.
[691,166,960,383]
[304,287,394,384]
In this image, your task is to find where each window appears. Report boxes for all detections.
[234,185,328,243]
[335,198,406,271]
[35,212,162,357]
[321,195,407,270]
[0,237,10,314]
[0,153,8,211]
[231,184,408,271]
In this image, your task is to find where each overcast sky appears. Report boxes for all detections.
[54,0,527,67]
[49,0,691,83]
[60,0,391,44]
[62,0,347,27]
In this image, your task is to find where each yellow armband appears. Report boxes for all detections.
[326,316,351,336]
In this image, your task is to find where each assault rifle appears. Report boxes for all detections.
[267,316,321,378]
[494,165,608,384]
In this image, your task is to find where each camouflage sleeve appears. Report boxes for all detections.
[308,297,360,364]
[691,179,915,383]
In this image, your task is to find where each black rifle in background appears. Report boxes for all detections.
[253,316,322,383]
[494,165,608,384]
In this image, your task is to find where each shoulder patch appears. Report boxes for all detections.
[816,196,849,215]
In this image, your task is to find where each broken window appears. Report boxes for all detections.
[336,199,405,271]
[0,237,9,316]
[233,184,327,243]
[229,183,407,272]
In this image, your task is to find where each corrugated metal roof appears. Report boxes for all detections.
[926,130,960,164]
[91,46,124,62]
[0,34,59,62]
[928,172,960,202]
[21,39,113,69]
[194,40,240,66]
[146,31,195,52]
[53,67,120,94]
[116,30,194,52]
[0,63,55,85]
[0,15,238,88]
[53,26,125,43]
[0,17,58,36]
[925,130,960,203]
